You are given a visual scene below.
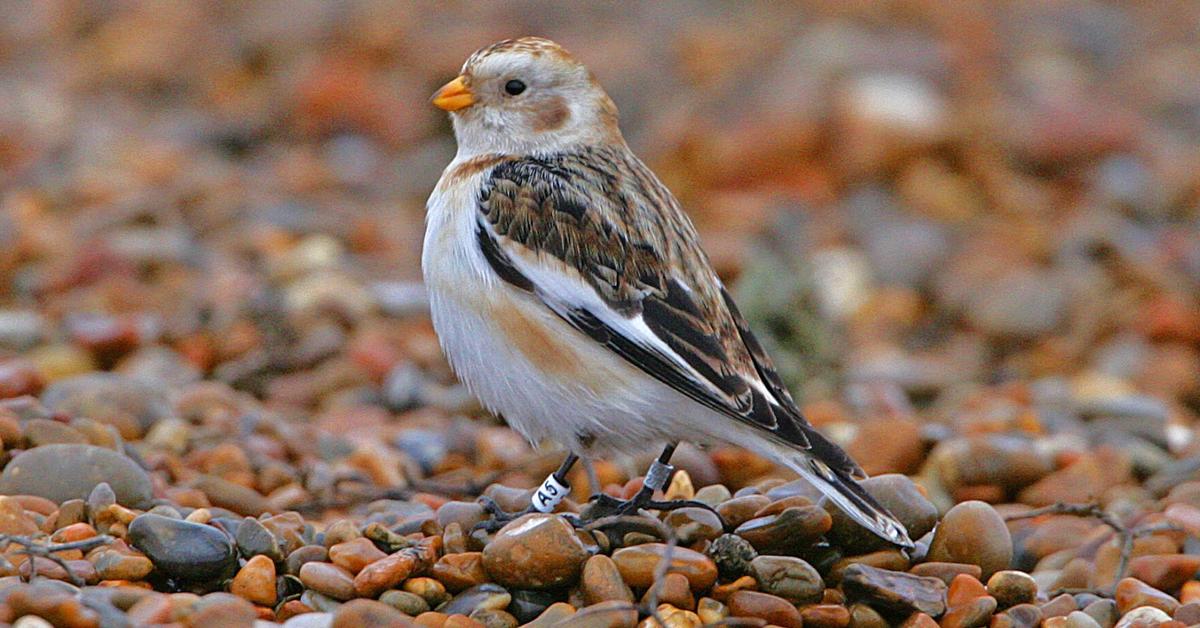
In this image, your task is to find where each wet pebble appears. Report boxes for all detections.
[127,513,237,583]
[481,514,588,589]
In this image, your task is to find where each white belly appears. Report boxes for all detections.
[422,167,679,454]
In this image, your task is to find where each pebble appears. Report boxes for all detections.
[188,475,269,517]
[662,507,723,544]
[91,549,154,581]
[555,600,636,627]
[941,595,997,628]
[1114,577,1178,615]
[127,513,237,583]
[380,589,430,616]
[800,604,851,628]
[716,495,771,528]
[230,554,276,606]
[0,444,153,508]
[1127,554,1200,591]
[331,599,416,627]
[41,373,172,438]
[734,505,831,552]
[354,547,428,598]
[299,562,358,601]
[987,570,1038,608]
[926,501,1013,578]
[441,583,511,616]
[612,543,718,592]
[432,551,490,592]
[235,516,284,561]
[481,514,588,589]
[727,590,803,628]
[909,562,982,585]
[747,555,823,604]
[840,564,947,617]
[581,554,634,605]
[329,537,387,575]
[1114,606,1172,628]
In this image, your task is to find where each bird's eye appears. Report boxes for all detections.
[504,79,527,96]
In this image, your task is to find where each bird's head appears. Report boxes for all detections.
[432,37,622,157]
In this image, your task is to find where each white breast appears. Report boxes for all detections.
[422,163,674,454]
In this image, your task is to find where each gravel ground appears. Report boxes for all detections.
[0,2,1199,627]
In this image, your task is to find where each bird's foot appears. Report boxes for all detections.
[472,496,538,533]
[582,491,728,528]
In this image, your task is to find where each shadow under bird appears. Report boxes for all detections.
[422,36,912,548]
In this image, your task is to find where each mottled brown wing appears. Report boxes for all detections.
[472,148,870,482]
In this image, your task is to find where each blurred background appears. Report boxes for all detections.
[1,1,1198,504]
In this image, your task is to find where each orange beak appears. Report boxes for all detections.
[431,76,475,112]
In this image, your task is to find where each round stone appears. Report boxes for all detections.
[0,444,153,508]
[926,501,1013,579]
[127,513,237,583]
[987,570,1037,608]
[481,514,588,589]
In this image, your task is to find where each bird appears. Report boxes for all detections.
[423,36,912,547]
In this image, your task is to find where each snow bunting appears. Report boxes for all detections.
[424,37,912,547]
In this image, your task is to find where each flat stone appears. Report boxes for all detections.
[909,562,982,586]
[841,563,947,617]
[748,555,823,604]
[0,444,152,508]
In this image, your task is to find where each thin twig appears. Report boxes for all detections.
[1003,502,1184,595]
[0,534,114,586]
[642,529,677,627]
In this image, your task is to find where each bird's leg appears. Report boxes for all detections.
[475,452,579,532]
[585,445,727,526]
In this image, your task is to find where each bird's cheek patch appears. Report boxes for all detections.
[531,96,571,133]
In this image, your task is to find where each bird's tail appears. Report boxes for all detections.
[778,449,914,548]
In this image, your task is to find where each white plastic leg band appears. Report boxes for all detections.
[530,473,571,513]
[644,460,675,492]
